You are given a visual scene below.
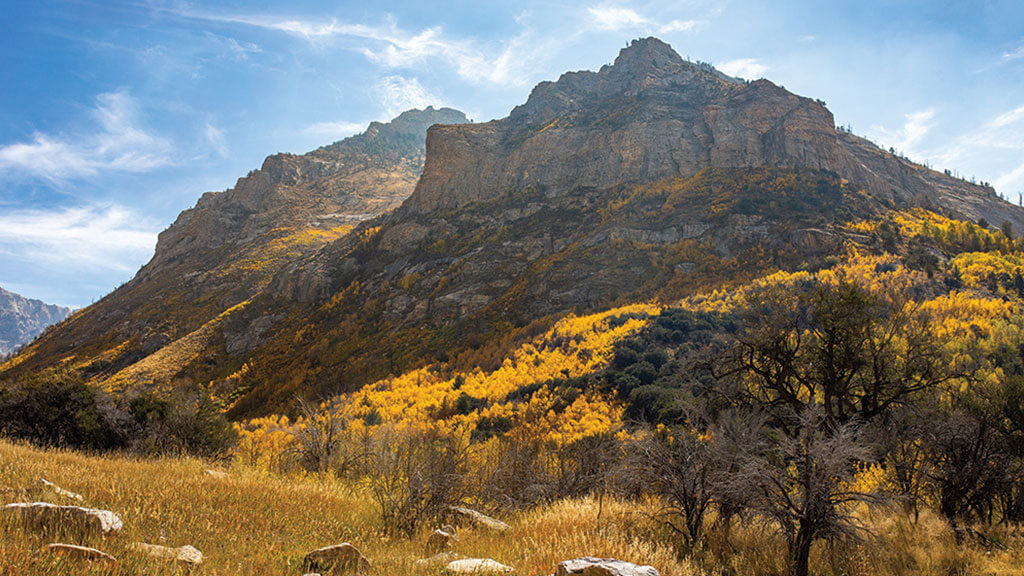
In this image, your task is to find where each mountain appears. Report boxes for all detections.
[0,107,468,385]
[0,287,71,356]
[4,38,1021,415]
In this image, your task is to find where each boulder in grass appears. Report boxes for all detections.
[304,542,371,574]
[40,479,83,501]
[39,543,117,565]
[446,558,514,574]
[556,558,659,576]
[416,551,463,571]
[425,525,459,554]
[3,502,122,535]
[130,542,204,566]
[448,506,510,532]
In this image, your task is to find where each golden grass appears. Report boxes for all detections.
[0,440,692,575]
[1,439,1022,575]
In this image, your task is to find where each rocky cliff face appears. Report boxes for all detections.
[0,287,71,356]
[404,38,846,215]
[404,38,1004,226]
[143,106,468,280]
[2,107,468,382]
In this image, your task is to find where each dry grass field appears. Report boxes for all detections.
[1,439,1022,575]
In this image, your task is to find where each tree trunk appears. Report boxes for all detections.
[792,522,813,576]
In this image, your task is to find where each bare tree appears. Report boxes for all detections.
[366,427,469,536]
[631,425,715,550]
[718,280,958,427]
[717,406,881,576]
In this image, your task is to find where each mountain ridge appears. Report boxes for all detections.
[4,38,1022,416]
[0,286,71,357]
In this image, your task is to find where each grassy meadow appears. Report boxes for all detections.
[1,439,1022,576]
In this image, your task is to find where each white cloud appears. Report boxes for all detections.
[989,105,1024,128]
[303,120,367,140]
[375,76,442,118]
[586,6,701,34]
[717,58,769,79]
[659,19,700,33]
[1003,42,1024,61]
[0,204,158,273]
[868,108,936,157]
[0,91,172,183]
[205,33,262,60]
[168,7,551,86]
[204,122,229,157]
[588,6,648,30]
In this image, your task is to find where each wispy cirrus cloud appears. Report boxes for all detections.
[303,120,367,141]
[0,91,172,183]
[586,4,702,34]
[717,58,768,79]
[869,108,937,157]
[375,75,443,117]
[1003,41,1024,61]
[0,204,159,273]
[163,6,555,86]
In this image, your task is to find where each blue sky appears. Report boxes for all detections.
[1,0,1023,307]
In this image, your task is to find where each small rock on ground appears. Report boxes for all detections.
[556,558,660,576]
[304,542,371,574]
[40,479,83,501]
[130,542,204,565]
[426,526,459,554]
[446,558,514,574]
[416,551,463,570]
[449,506,510,532]
[3,502,122,535]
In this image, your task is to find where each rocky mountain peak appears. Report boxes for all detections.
[607,36,687,79]
[325,106,469,155]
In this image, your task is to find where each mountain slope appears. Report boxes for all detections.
[1,107,468,383]
[5,38,1022,415]
[0,287,71,356]
[221,38,1023,413]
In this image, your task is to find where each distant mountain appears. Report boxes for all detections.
[0,287,71,356]
[4,38,1022,415]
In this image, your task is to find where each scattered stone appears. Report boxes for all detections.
[556,558,659,576]
[416,552,463,571]
[40,479,83,501]
[448,506,510,532]
[426,525,459,554]
[3,502,122,535]
[304,542,371,574]
[204,469,229,479]
[446,558,514,574]
[39,543,117,565]
[129,542,204,566]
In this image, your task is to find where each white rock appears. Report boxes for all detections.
[3,502,122,535]
[130,542,204,565]
[446,558,514,574]
[304,542,371,574]
[40,479,83,501]
[556,558,659,576]
[449,506,510,532]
